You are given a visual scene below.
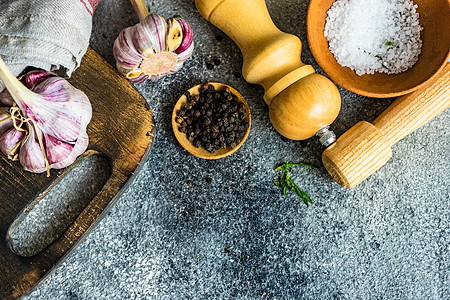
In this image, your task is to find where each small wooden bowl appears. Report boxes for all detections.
[307,0,450,98]
[172,82,251,159]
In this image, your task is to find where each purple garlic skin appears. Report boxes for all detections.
[0,70,92,175]
[113,13,194,83]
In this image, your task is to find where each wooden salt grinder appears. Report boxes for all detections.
[323,63,450,188]
[195,0,341,140]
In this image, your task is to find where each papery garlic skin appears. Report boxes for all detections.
[0,62,92,175]
[0,127,25,160]
[19,125,47,172]
[0,107,13,136]
[113,13,194,83]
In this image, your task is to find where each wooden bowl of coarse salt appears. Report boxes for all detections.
[307,0,450,98]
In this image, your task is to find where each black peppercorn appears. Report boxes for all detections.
[205,143,213,151]
[177,84,249,154]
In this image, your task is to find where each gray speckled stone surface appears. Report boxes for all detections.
[21,0,449,299]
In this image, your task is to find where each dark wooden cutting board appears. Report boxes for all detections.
[0,47,155,300]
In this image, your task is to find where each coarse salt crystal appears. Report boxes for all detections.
[324,0,423,76]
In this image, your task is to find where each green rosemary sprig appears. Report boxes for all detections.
[273,161,315,206]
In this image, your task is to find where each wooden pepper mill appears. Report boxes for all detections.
[323,63,449,188]
[195,0,341,140]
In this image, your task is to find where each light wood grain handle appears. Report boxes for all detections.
[373,63,450,146]
[195,0,341,140]
[322,63,449,188]
[196,0,311,102]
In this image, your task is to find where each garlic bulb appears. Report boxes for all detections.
[0,57,92,176]
[113,12,194,83]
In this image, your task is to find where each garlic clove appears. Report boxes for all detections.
[0,89,14,106]
[174,18,194,61]
[19,124,47,173]
[166,18,183,52]
[174,18,193,53]
[134,14,168,54]
[22,70,54,90]
[0,127,26,160]
[46,129,89,170]
[129,73,150,83]
[44,133,74,166]
[114,27,143,72]
[126,69,144,79]
[0,107,13,136]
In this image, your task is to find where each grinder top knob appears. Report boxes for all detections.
[195,0,341,140]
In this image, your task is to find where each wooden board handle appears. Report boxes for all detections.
[195,0,341,140]
[322,62,449,188]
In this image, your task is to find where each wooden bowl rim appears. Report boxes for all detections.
[171,82,251,159]
[306,0,450,98]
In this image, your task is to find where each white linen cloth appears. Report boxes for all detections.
[0,0,100,91]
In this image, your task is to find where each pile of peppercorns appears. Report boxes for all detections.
[176,83,250,153]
